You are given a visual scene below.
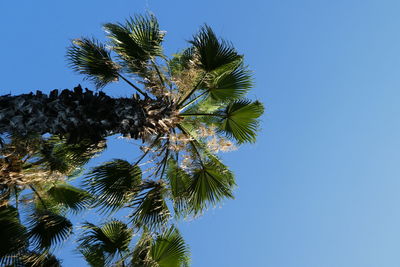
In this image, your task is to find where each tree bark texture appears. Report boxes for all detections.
[0,85,174,142]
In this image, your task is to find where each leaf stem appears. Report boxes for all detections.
[117,74,147,96]
[29,185,48,210]
[179,91,208,112]
[177,72,208,108]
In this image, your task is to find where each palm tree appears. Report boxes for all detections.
[0,13,263,265]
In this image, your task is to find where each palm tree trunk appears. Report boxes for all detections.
[0,85,175,143]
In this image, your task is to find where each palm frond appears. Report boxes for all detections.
[19,251,62,267]
[28,210,72,250]
[130,181,170,230]
[47,184,91,213]
[84,159,142,213]
[41,137,106,173]
[217,100,264,143]
[78,220,132,264]
[79,244,106,267]
[131,227,190,267]
[166,158,191,217]
[104,14,164,76]
[204,60,253,101]
[131,230,152,267]
[150,226,190,267]
[187,161,234,214]
[66,38,120,88]
[189,25,242,72]
[0,206,27,264]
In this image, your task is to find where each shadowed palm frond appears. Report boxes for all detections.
[190,25,242,72]
[19,251,62,267]
[40,137,106,174]
[67,38,120,88]
[130,181,170,230]
[47,184,91,213]
[28,210,72,250]
[84,159,142,213]
[0,206,27,264]
[78,220,132,265]
[79,244,105,267]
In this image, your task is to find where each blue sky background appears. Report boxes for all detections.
[2,0,400,266]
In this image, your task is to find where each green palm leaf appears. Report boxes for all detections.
[47,184,91,213]
[166,158,191,216]
[66,38,120,88]
[187,161,234,214]
[131,181,170,230]
[78,220,132,265]
[19,251,62,267]
[104,14,164,75]
[79,244,106,267]
[204,60,253,101]
[84,159,142,213]
[28,210,72,250]
[190,25,242,72]
[217,99,264,143]
[131,227,190,267]
[150,227,190,267]
[0,206,27,264]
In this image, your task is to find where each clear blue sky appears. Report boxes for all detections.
[2,1,400,266]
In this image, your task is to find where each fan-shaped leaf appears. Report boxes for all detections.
[0,206,27,263]
[20,251,62,267]
[131,181,170,230]
[190,25,242,72]
[28,210,72,250]
[104,14,164,75]
[218,100,264,143]
[187,161,234,214]
[166,158,191,216]
[78,220,132,265]
[150,227,190,267]
[204,60,253,101]
[84,159,142,213]
[47,184,91,212]
[67,38,120,88]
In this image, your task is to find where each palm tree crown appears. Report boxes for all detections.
[0,13,263,266]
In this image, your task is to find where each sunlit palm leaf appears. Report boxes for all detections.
[104,14,164,75]
[204,60,253,101]
[0,206,27,264]
[187,161,234,214]
[28,210,72,250]
[84,159,142,213]
[150,226,190,267]
[67,38,120,88]
[190,25,242,72]
[217,100,264,143]
[131,181,170,230]
[47,184,91,213]
[131,227,190,267]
